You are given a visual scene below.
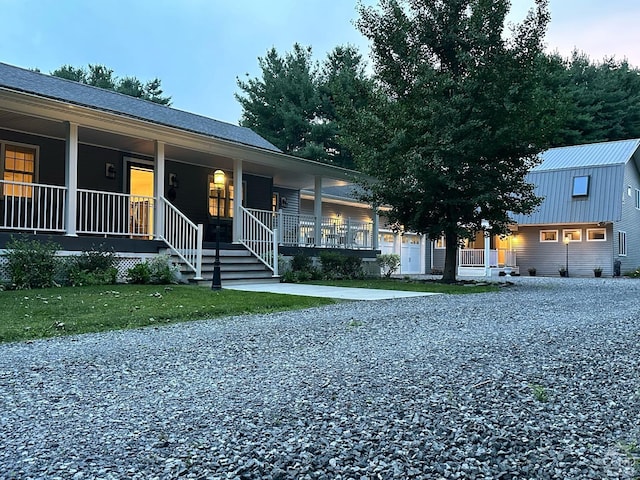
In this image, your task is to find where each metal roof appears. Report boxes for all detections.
[532,138,640,171]
[0,62,280,152]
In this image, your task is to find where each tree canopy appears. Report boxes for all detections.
[235,44,371,169]
[50,64,172,105]
[345,0,558,282]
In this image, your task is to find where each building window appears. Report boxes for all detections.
[618,231,627,256]
[208,174,233,218]
[562,229,582,242]
[540,230,558,242]
[586,228,606,241]
[636,189,640,210]
[434,236,446,249]
[572,176,590,197]
[2,143,37,198]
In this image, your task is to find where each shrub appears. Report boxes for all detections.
[376,253,401,278]
[126,255,179,285]
[3,236,60,289]
[319,251,364,280]
[127,262,151,284]
[65,244,117,286]
[627,267,640,278]
[291,251,313,272]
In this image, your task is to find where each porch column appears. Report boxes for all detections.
[482,219,491,277]
[64,122,78,236]
[233,158,243,243]
[314,176,323,246]
[372,208,379,250]
[154,141,165,240]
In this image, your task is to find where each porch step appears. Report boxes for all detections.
[162,246,279,286]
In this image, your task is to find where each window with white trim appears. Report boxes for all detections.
[435,236,446,249]
[586,228,606,241]
[540,230,558,242]
[635,189,640,210]
[572,175,590,197]
[562,229,582,242]
[1,142,38,198]
[618,231,627,256]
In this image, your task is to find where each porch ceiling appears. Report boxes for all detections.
[0,105,358,191]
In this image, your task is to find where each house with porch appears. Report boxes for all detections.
[430,138,640,277]
[0,62,379,283]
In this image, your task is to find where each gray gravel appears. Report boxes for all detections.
[1,277,640,479]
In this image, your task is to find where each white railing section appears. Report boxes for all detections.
[459,249,517,267]
[77,189,155,237]
[161,197,203,278]
[280,212,317,246]
[278,212,373,249]
[0,180,66,232]
[240,207,278,275]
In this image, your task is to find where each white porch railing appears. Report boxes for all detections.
[459,248,517,267]
[0,180,66,232]
[278,211,373,249]
[77,188,155,237]
[240,207,278,275]
[161,197,203,278]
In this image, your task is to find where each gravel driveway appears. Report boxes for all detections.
[1,277,640,479]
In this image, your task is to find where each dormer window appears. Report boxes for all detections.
[572,175,590,197]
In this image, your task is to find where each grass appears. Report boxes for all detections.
[0,284,334,344]
[308,278,500,294]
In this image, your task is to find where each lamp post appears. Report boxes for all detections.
[563,235,570,277]
[211,169,226,290]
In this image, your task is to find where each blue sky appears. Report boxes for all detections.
[1,0,639,125]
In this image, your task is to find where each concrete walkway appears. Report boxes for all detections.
[224,283,441,300]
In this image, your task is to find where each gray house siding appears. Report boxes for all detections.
[515,225,613,277]
[273,187,299,215]
[432,245,446,272]
[300,199,372,223]
[613,159,640,273]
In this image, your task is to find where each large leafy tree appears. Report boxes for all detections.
[236,44,371,169]
[51,64,172,105]
[348,0,560,282]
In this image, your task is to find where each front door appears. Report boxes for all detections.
[401,234,422,274]
[128,164,154,238]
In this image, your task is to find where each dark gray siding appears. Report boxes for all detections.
[273,187,299,215]
[613,159,640,272]
[515,225,614,277]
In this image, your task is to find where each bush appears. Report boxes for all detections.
[376,253,401,278]
[626,267,640,278]
[3,236,60,289]
[319,251,364,280]
[65,244,117,286]
[126,255,179,285]
[291,251,313,272]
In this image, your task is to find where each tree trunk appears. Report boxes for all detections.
[442,230,458,283]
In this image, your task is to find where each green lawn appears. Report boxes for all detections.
[308,278,500,294]
[0,285,334,344]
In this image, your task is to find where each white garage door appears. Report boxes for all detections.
[401,235,422,274]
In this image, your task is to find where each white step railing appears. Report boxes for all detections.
[240,207,278,275]
[0,180,66,232]
[77,188,154,237]
[161,197,203,278]
[459,249,517,267]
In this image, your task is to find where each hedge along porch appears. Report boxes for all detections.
[0,62,376,282]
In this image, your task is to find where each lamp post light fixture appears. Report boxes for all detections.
[211,169,226,290]
[563,235,570,277]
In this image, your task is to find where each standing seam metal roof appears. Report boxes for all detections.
[532,138,640,171]
[0,62,281,152]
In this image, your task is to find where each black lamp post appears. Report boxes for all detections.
[211,169,226,290]
[563,235,570,277]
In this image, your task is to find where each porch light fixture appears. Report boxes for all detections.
[105,163,116,179]
[563,235,570,277]
[211,169,226,290]
[168,173,179,189]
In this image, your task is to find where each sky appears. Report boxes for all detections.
[1,0,639,126]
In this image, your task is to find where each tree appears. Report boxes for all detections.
[236,44,372,168]
[348,0,559,282]
[50,64,171,105]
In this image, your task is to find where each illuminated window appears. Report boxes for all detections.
[272,192,279,212]
[572,176,590,197]
[2,143,37,198]
[208,174,246,218]
[562,229,582,242]
[586,228,606,241]
[540,230,558,242]
[435,236,446,249]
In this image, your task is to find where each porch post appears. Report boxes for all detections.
[154,141,165,240]
[482,219,491,277]
[233,158,243,243]
[314,176,323,246]
[372,208,379,250]
[64,122,78,236]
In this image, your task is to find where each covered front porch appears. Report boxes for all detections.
[457,231,518,276]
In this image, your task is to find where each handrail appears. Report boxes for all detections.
[160,197,203,279]
[240,206,278,275]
